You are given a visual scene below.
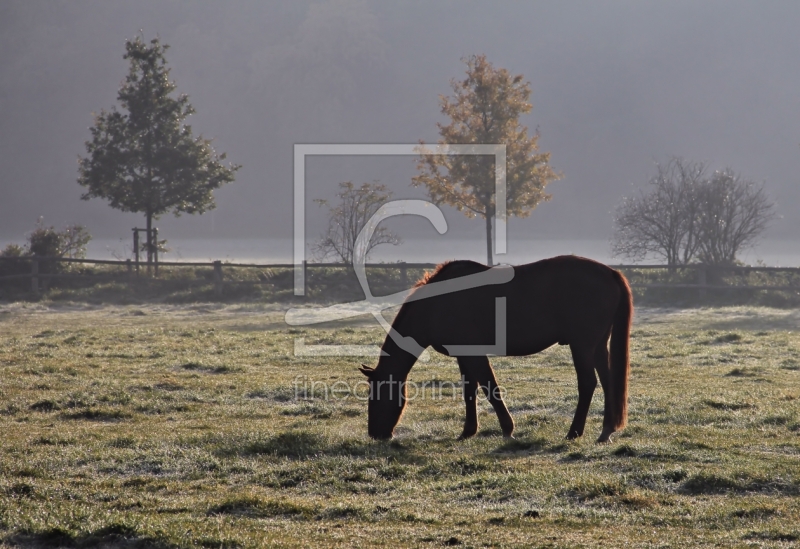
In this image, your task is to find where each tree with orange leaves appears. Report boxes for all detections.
[413,55,559,265]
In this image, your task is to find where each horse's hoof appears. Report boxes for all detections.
[503,433,515,439]
[565,431,581,440]
[596,430,614,443]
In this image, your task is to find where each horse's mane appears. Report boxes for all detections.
[412,260,486,289]
[413,261,452,288]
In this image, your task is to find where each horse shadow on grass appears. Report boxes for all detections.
[211,430,430,464]
[209,429,580,466]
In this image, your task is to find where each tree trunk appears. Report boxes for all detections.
[485,214,493,266]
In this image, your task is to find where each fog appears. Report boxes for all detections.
[1,1,798,260]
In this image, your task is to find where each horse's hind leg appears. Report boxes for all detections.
[457,356,514,439]
[593,343,616,442]
[566,344,598,440]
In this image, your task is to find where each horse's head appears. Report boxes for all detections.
[360,364,407,440]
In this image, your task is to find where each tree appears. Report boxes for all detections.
[695,169,776,266]
[612,158,776,267]
[78,36,239,264]
[314,181,400,264]
[413,55,559,266]
[612,157,706,267]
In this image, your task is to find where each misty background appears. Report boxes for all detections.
[1,0,798,264]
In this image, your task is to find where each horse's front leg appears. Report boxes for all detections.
[457,356,515,438]
[457,359,480,439]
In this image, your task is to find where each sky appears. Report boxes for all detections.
[1,0,798,259]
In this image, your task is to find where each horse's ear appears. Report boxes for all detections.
[359,365,375,377]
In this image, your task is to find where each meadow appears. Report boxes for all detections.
[0,302,799,548]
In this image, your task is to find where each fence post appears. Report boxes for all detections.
[31,257,39,294]
[399,262,407,287]
[697,265,707,301]
[132,228,139,275]
[126,259,133,282]
[303,260,308,290]
[153,227,159,277]
[213,260,223,296]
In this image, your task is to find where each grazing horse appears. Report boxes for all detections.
[359,255,633,443]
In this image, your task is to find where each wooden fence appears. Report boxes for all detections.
[1,256,799,297]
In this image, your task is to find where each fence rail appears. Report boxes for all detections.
[1,255,799,297]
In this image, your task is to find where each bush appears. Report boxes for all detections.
[0,220,92,296]
[0,244,29,288]
[0,244,25,258]
[27,219,91,259]
[28,224,63,258]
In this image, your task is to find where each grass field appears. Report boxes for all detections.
[1,302,799,548]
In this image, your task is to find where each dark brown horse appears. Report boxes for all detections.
[359,255,633,443]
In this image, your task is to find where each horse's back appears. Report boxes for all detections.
[408,256,625,355]
[512,256,624,346]
[516,256,623,309]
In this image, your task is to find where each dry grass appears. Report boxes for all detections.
[0,304,799,547]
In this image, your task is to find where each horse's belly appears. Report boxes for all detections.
[505,337,559,357]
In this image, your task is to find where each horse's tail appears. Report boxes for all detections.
[608,270,633,431]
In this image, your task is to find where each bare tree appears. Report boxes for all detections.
[695,169,776,266]
[612,158,776,267]
[314,181,400,264]
[612,158,706,267]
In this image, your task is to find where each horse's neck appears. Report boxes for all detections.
[377,337,418,376]
[376,307,420,377]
